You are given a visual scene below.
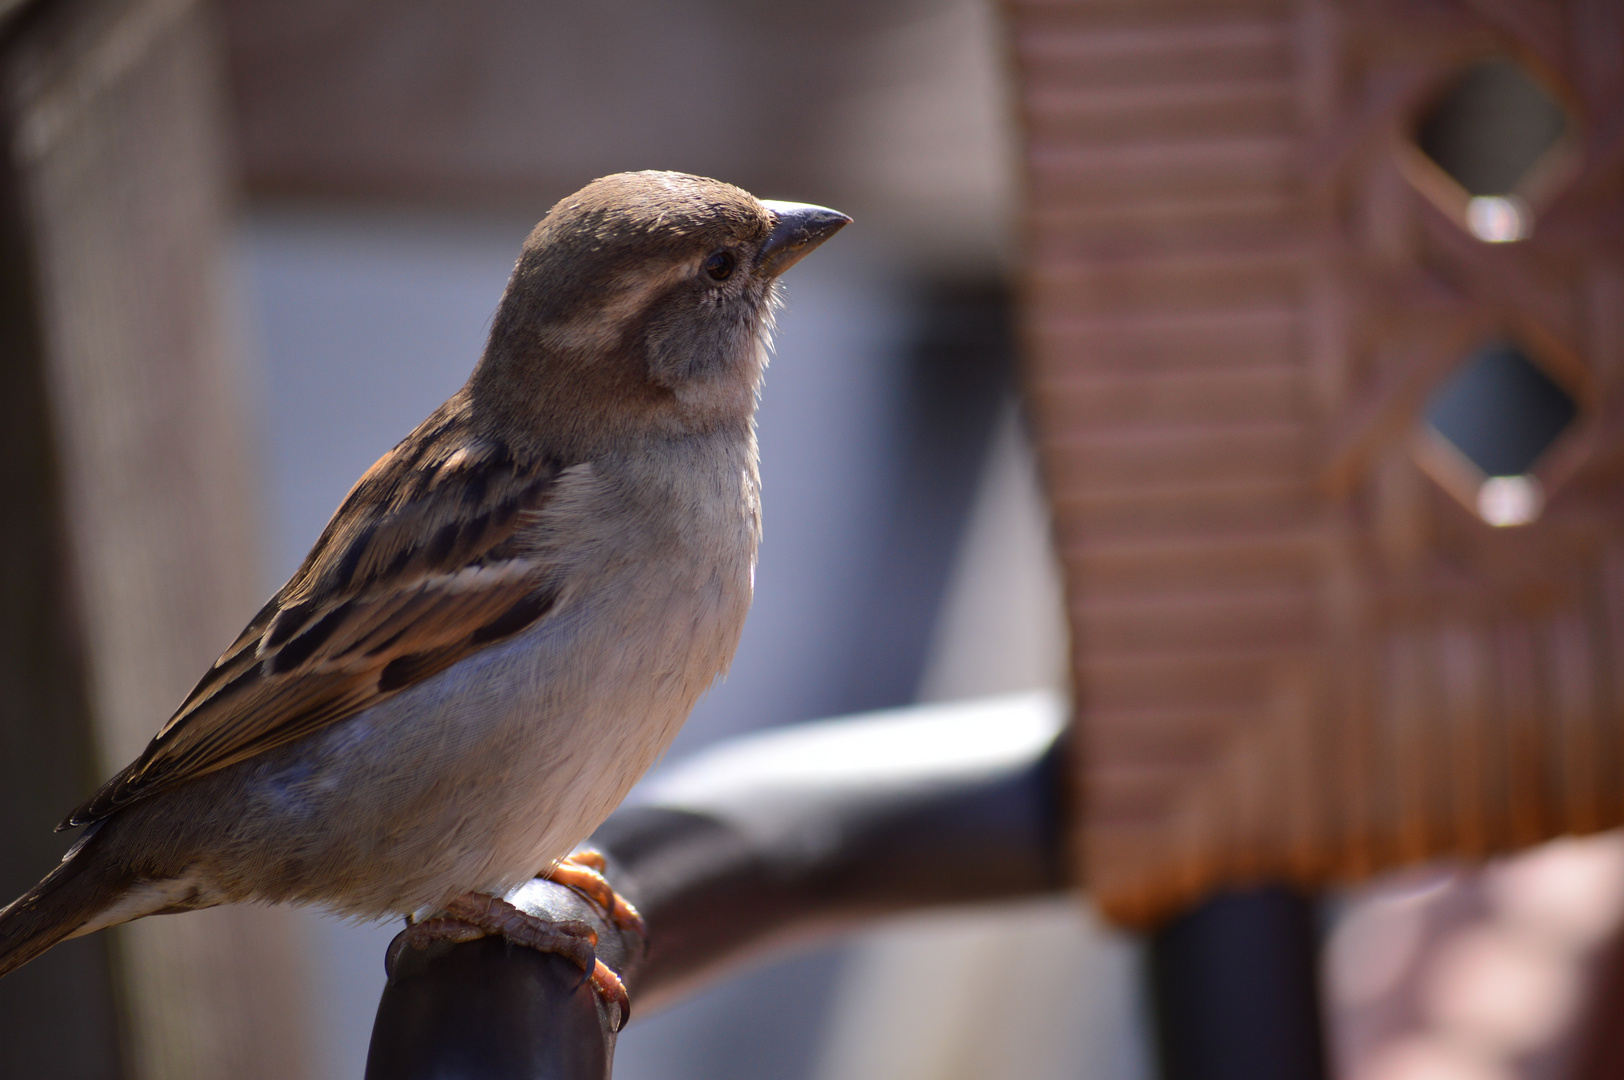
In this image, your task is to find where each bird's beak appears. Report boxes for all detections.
[757,201,852,278]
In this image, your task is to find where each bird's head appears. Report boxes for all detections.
[472,170,849,453]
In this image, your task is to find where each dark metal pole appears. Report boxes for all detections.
[1148,885,1328,1080]
[365,695,1070,1079]
[366,881,639,1080]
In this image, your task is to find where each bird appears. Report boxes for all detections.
[0,170,849,1019]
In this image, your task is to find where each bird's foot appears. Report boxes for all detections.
[545,846,646,938]
[392,891,630,1029]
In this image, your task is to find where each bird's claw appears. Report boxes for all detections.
[589,957,631,1024]
[389,891,628,1030]
[546,847,647,938]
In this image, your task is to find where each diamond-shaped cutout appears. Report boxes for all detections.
[1413,59,1575,242]
[1417,59,1571,197]
[1423,342,1578,525]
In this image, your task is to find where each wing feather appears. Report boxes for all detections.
[63,395,575,828]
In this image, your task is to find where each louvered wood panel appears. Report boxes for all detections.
[1005,0,1624,925]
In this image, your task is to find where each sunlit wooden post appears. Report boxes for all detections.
[0,0,314,1074]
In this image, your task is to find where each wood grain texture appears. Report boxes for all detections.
[1004,0,1624,925]
[0,49,124,1076]
[2,0,314,1073]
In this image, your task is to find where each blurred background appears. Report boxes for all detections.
[1,0,1622,1078]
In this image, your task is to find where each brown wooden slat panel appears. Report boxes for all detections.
[1026,78,1293,140]
[1064,511,1321,559]
[1027,304,1301,359]
[1014,21,1291,87]
[1089,765,1210,817]
[1034,216,1308,255]
[1079,668,1280,710]
[1061,527,1322,579]
[1048,424,1313,494]
[1042,366,1303,425]
[1014,0,1289,15]
[1033,249,1311,309]
[1049,477,1312,517]
[1008,0,1624,925]
[1088,707,1248,758]
[1077,587,1316,651]
[1029,137,1296,201]
[1033,193,1303,240]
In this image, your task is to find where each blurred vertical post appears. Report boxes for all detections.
[0,0,313,1076]
[1149,887,1326,1080]
[0,10,123,1075]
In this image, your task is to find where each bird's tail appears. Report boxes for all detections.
[0,824,128,978]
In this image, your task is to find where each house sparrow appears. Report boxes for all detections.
[0,171,848,1018]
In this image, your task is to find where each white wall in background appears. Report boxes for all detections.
[815,410,1155,1080]
[917,403,1070,703]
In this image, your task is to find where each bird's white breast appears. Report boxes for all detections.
[225,433,761,916]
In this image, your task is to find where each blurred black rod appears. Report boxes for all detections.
[1149,885,1328,1080]
[365,692,1070,1080]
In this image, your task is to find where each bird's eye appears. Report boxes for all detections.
[704,250,737,282]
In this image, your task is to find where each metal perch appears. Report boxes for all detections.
[364,692,1070,1080]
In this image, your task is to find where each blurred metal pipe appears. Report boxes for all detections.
[1149,885,1328,1080]
[365,692,1070,1080]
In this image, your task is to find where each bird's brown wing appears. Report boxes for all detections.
[63,395,571,828]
